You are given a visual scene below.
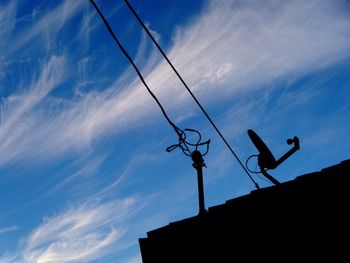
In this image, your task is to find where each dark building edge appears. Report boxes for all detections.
[139,159,350,262]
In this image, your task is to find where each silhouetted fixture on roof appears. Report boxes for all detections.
[167,128,210,215]
[246,129,300,185]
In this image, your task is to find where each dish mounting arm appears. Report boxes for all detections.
[271,137,300,169]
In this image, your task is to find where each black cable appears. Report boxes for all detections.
[246,155,271,182]
[124,0,260,189]
[89,0,183,139]
[89,0,196,157]
[245,154,260,174]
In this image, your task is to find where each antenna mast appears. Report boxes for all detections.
[167,128,210,215]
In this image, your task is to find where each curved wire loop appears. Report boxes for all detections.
[166,127,210,157]
[245,154,271,174]
[245,154,260,174]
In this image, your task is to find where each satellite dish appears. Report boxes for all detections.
[247,129,276,170]
[247,129,300,185]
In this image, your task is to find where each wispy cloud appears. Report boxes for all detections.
[42,154,108,200]
[163,0,350,98]
[0,1,16,45]
[0,55,66,166]
[2,197,144,263]
[2,0,349,167]
[0,225,18,235]
[8,0,85,54]
[0,1,17,78]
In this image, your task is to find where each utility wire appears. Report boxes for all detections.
[124,0,260,189]
[89,0,183,139]
[89,0,195,157]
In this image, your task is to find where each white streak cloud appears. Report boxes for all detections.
[1,0,349,167]
[0,56,66,165]
[0,225,18,235]
[156,0,350,98]
[8,0,85,54]
[2,197,142,263]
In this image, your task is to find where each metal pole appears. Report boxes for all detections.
[192,150,206,215]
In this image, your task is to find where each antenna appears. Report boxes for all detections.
[246,129,300,185]
[167,128,210,216]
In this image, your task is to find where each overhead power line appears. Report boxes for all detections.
[124,0,260,189]
[89,0,181,136]
[89,0,199,159]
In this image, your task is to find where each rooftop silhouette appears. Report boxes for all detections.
[139,158,350,262]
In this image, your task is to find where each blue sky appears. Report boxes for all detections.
[0,0,349,262]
